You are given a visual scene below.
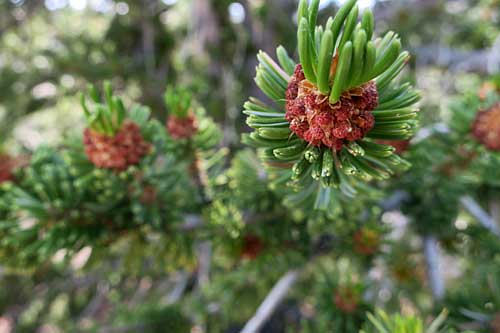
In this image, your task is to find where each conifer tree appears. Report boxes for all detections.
[0,1,498,332]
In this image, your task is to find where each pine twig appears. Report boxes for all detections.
[196,241,212,288]
[164,271,191,305]
[460,196,500,237]
[241,269,300,333]
[489,198,500,226]
[379,190,410,211]
[423,235,445,301]
[78,282,109,320]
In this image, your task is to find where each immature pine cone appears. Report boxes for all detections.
[84,120,151,171]
[333,287,360,314]
[472,102,500,151]
[167,114,198,140]
[286,64,378,150]
[353,228,380,256]
[0,154,15,183]
[240,234,264,260]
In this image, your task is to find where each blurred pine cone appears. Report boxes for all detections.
[84,120,151,171]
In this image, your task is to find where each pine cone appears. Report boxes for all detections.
[84,120,151,171]
[353,228,380,255]
[240,234,264,260]
[472,102,500,151]
[0,154,15,183]
[243,0,419,210]
[333,287,360,314]
[286,65,377,150]
[0,154,28,183]
[167,114,198,140]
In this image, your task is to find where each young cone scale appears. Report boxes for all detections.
[243,0,419,211]
[81,83,151,171]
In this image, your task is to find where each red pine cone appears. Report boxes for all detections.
[333,287,360,314]
[0,154,28,183]
[353,228,380,256]
[240,234,264,260]
[0,154,15,183]
[84,120,151,171]
[472,102,500,151]
[286,64,378,150]
[167,114,198,140]
[391,260,426,284]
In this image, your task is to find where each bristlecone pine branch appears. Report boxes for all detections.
[243,0,420,211]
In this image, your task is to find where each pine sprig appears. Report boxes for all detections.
[164,86,192,119]
[165,86,222,149]
[243,0,420,212]
[0,106,193,266]
[81,81,127,136]
[293,0,404,103]
[361,309,455,333]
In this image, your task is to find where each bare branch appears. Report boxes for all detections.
[196,241,212,288]
[241,270,300,333]
[423,235,445,301]
[164,271,191,305]
[460,196,500,237]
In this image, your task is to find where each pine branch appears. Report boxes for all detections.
[460,196,500,237]
[423,235,445,301]
[241,269,300,333]
[164,271,191,305]
[78,282,109,321]
[196,241,212,288]
[489,198,500,226]
[140,0,156,78]
[379,190,410,211]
